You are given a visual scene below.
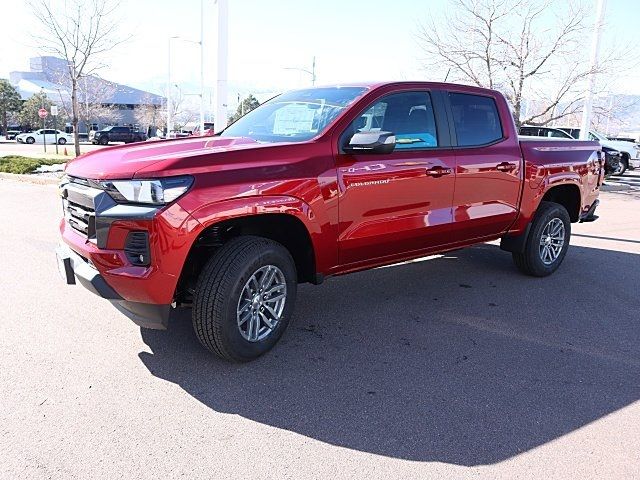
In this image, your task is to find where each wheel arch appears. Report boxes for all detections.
[540,183,581,222]
[176,197,323,304]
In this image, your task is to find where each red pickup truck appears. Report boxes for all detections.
[57,82,603,362]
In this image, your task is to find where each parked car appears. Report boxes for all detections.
[519,126,573,138]
[557,127,640,174]
[57,81,603,362]
[5,130,21,140]
[15,129,73,145]
[92,126,146,145]
[190,122,215,136]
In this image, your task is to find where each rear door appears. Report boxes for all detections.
[446,91,522,240]
[336,89,457,265]
[113,127,126,141]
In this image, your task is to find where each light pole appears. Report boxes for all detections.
[579,0,607,140]
[167,25,205,137]
[199,0,205,134]
[167,35,179,138]
[283,56,316,86]
[215,0,229,132]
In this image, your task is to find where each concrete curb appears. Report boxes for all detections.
[0,172,61,185]
[601,183,632,192]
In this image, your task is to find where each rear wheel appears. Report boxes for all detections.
[192,236,297,362]
[512,201,571,277]
[58,137,67,145]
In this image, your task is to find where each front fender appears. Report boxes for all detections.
[179,195,335,273]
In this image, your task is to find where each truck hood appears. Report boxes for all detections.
[601,138,637,156]
[64,136,266,180]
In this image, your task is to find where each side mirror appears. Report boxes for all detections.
[344,131,396,154]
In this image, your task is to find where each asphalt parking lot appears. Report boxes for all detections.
[1,176,639,479]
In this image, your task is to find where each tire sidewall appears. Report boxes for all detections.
[217,242,297,361]
[526,203,571,276]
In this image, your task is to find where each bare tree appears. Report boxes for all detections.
[417,0,630,128]
[29,0,124,155]
[52,73,122,134]
[170,88,199,132]
[134,94,163,136]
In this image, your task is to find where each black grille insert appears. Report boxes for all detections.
[65,199,96,238]
[124,231,151,266]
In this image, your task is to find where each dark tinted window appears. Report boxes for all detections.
[349,91,438,149]
[449,93,503,146]
[519,126,538,136]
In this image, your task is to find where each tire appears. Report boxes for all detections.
[192,236,297,362]
[614,156,628,176]
[512,201,571,277]
[99,137,109,145]
[26,136,35,144]
[58,138,67,145]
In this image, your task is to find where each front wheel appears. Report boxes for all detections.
[99,137,109,145]
[613,156,628,176]
[192,236,297,362]
[26,136,35,144]
[512,201,571,277]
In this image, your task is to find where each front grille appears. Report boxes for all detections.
[62,177,98,240]
[66,200,96,237]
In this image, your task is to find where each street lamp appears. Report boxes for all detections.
[283,56,317,86]
[167,35,179,138]
[167,0,206,138]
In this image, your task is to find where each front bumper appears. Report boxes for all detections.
[58,177,203,329]
[56,242,171,329]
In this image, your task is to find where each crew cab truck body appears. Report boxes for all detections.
[57,82,603,361]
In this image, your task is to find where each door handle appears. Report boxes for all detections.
[425,166,453,177]
[496,162,517,172]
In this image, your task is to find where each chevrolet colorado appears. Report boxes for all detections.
[57,82,603,362]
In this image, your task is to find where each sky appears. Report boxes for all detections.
[1,0,639,109]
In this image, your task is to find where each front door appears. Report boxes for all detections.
[336,91,456,266]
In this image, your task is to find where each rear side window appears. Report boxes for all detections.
[449,93,503,147]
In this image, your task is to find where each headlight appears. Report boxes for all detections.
[101,176,194,205]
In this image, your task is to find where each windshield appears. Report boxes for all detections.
[589,131,606,142]
[221,87,368,143]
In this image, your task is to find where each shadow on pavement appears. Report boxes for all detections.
[138,244,640,465]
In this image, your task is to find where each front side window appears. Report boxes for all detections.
[449,93,503,147]
[347,91,438,150]
[221,87,367,143]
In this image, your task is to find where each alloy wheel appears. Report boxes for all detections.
[236,265,287,342]
[539,218,565,265]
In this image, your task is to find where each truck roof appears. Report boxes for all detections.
[303,81,503,95]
